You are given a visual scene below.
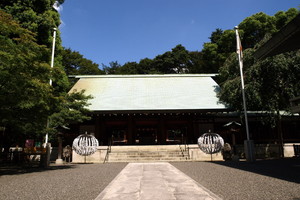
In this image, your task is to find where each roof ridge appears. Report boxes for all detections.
[72,74,218,78]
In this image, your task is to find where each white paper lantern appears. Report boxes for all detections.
[198,132,224,154]
[72,134,99,156]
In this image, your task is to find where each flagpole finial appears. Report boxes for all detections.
[234,26,239,30]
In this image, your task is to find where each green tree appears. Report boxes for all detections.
[1,0,64,48]
[209,28,223,44]
[218,48,300,155]
[1,0,69,95]
[61,48,104,76]
[138,58,159,74]
[201,43,221,73]
[250,52,300,112]
[188,51,205,73]
[0,2,93,147]
[238,12,276,49]
[218,48,300,116]
[198,8,299,74]
[153,44,191,73]
[218,9,300,112]
[274,8,299,31]
[116,62,140,74]
[217,10,300,155]
[48,90,93,135]
[102,61,122,74]
[0,10,52,139]
[217,49,258,110]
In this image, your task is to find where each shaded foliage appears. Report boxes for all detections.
[0,2,93,145]
[218,47,300,113]
[0,10,52,136]
[47,90,92,135]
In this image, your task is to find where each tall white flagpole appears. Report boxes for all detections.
[234,26,250,141]
[45,28,57,145]
[234,26,255,162]
[49,28,57,86]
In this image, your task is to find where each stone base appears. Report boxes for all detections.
[244,140,256,162]
[55,158,64,164]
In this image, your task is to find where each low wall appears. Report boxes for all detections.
[71,143,300,163]
[72,146,108,163]
[187,144,223,161]
[283,143,300,157]
[233,143,300,159]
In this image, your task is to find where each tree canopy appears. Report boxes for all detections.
[0,0,63,48]
[61,48,104,76]
[0,2,93,145]
[217,8,300,120]
[0,10,52,137]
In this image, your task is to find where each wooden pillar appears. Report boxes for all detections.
[99,116,107,145]
[159,117,166,144]
[128,116,134,144]
[187,117,193,144]
[95,115,100,143]
[192,116,198,144]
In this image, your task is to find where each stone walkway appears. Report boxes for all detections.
[95,162,221,200]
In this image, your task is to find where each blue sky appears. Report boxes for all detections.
[59,0,299,67]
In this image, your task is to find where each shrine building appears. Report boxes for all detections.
[67,74,231,146]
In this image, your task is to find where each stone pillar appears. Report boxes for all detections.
[55,132,64,164]
[244,140,255,162]
[41,143,51,168]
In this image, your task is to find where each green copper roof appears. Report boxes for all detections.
[69,74,227,112]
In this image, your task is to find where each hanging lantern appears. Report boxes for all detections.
[72,134,99,156]
[198,132,224,154]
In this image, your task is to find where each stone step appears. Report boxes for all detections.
[108,155,188,159]
[108,157,189,162]
[110,145,187,151]
[106,145,189,163]
[108,151,188,155]
[108,149,188,154]
[108,156,188,160]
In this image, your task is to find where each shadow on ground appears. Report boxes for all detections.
[212,158,300,184]
[0,162,82,176]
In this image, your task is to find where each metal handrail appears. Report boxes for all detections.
[103,136,113,164]
[179,136,190,160]
[184,137,190,159]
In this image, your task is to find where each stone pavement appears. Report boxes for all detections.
[95,162,221,200]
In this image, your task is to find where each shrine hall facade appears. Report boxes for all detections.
[66,74,300,146]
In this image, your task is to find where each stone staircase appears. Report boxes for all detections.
[106,145,190,163]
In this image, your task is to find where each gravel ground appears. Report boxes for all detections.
[172,158,300,200]
[1,159,299,200]
[0,163,127,200]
